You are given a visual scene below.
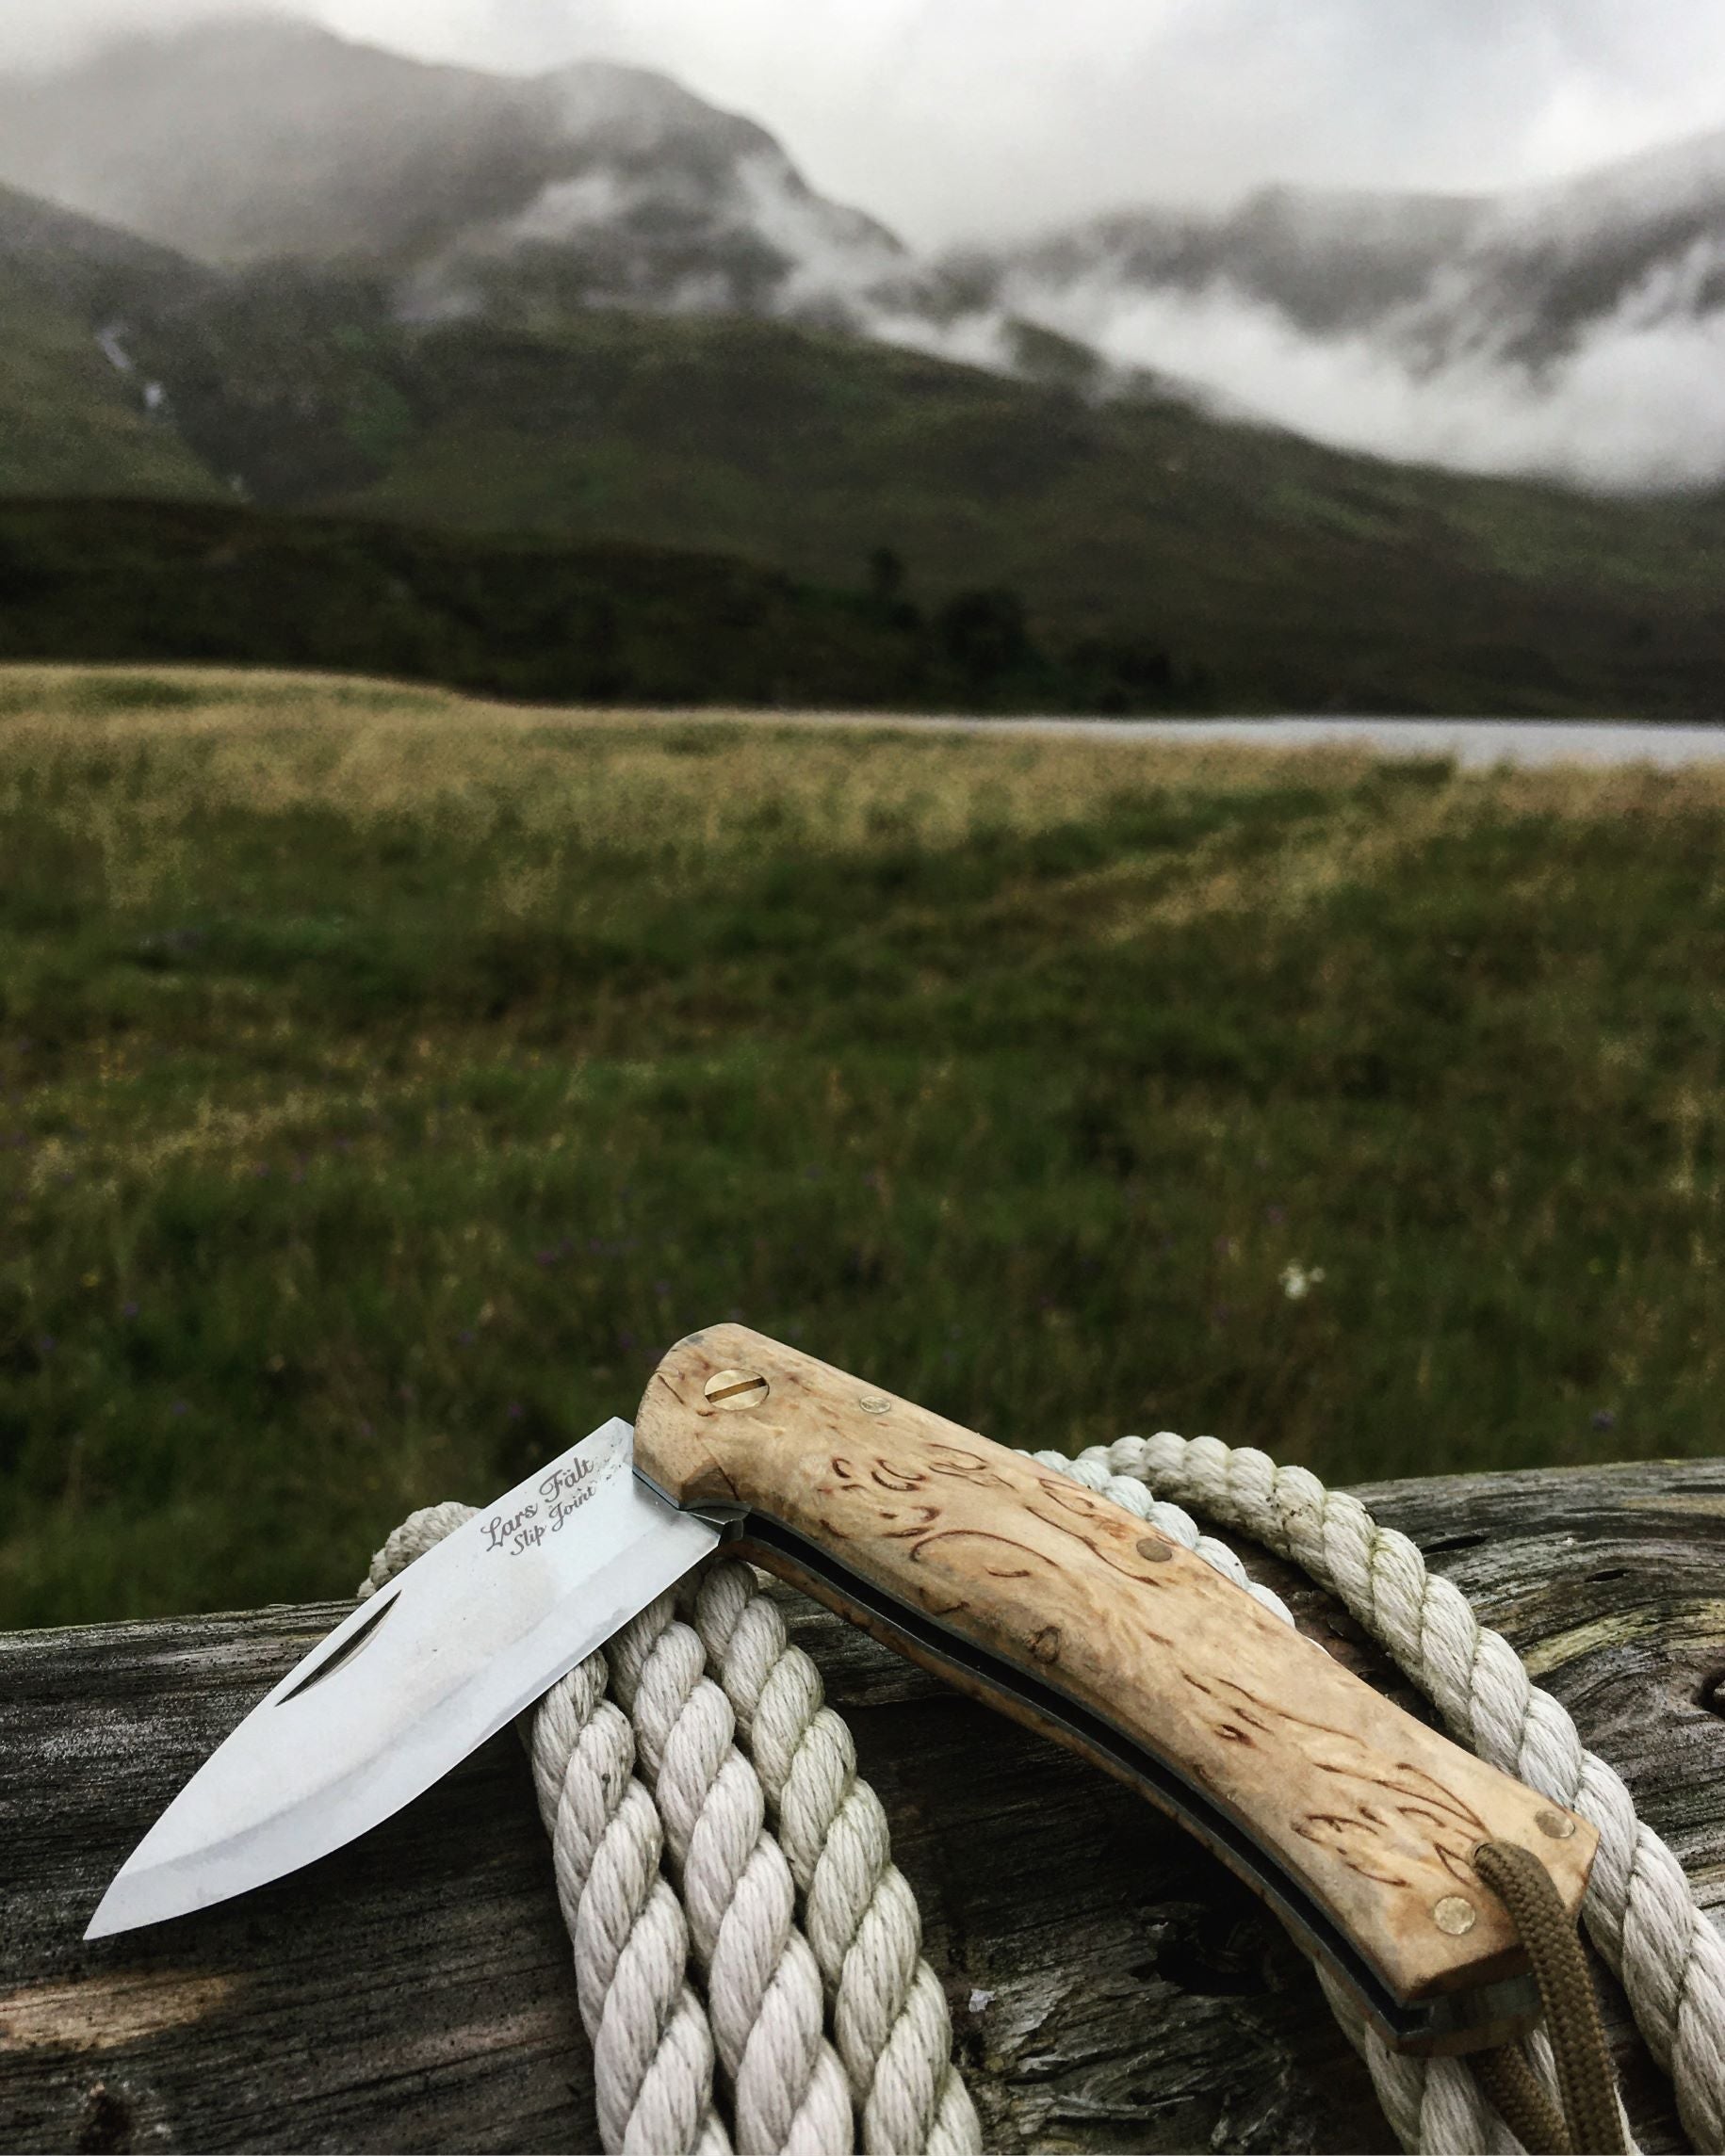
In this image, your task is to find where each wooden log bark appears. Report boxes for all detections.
[2,1457,1721,2155]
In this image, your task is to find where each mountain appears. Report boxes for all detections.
[17,17,1725,491]
[983,133,1725,371]
[9,196,1725,716]
[0,18,926,340]
[970,135,1725,488]
[1392,131,1725,369]
[986,186,1492,344]
[8,19,1725,715]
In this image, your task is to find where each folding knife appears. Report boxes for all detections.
[87,1324,1595,2056]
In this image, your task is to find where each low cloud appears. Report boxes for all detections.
[1011,259,1725,492]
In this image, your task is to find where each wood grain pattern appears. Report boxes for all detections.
[2,1457,1720,2151]
[635,1326,1596,2048]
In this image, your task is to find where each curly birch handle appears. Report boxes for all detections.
[634,1323,1597,2056]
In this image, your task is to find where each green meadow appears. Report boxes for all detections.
[2,667,1720,1628]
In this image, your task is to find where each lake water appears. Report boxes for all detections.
[722,712,1725,768]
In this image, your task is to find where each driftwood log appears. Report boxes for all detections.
[3,1457,1722,2155]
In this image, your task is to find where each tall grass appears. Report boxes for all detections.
[2,666,1721,1626]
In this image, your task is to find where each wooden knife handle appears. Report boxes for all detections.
[635,1325,1595,2052]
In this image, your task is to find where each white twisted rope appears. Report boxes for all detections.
[604,1585,854,2156]
[530,1652,732,2156]
[1038,1435,1721,2155]
[361,1512,978,2156]
[685,1561,981,2156]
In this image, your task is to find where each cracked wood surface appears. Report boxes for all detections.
[2,1456,1722,2154]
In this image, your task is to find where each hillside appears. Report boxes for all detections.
[12,232,1725,712]
[121,293,1725,716]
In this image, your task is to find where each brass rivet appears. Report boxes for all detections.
[858,1395,892,1416]
[1433,1895,1477,1936]
[1135,1535,1174,1563]
[1536,1808,1577,1840]
[704,1369,769,1411]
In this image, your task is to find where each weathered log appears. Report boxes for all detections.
[3,1458,1721,2155]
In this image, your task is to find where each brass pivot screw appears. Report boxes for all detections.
[1536,1808,1578,1840]
[705,1370,769,1411]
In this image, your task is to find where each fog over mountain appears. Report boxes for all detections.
[10,14,1725,489]
[0,18,1140,382]
[989,136,1725,490]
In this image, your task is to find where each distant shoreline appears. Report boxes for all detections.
[610,709,1725,769]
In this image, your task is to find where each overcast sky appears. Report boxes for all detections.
[6,0,1725,244]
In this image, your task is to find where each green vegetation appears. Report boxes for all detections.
[14,210,1725,713]
[2,667,1721,1627]
[0,269,224,500]
[0,498,1198,714]
[147,299,1725,717]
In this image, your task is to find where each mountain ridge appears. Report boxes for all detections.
[8,17,1725,714]
[19,14,1725,491]
[0,17,919,342]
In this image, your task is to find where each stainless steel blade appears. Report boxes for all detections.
[86,1417,720,1938]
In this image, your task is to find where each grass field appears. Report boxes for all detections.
[2,665,1721,1629]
